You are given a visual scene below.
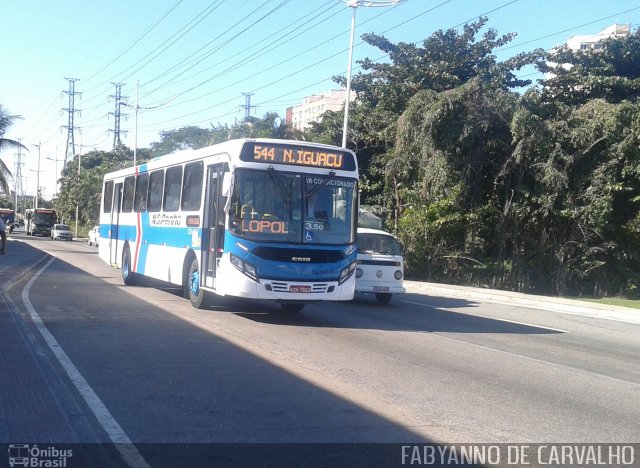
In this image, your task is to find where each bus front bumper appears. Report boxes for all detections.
[216,264,355,301]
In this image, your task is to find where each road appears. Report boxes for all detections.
[1,231,639,467]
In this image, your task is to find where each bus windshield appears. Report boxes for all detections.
[34,212,56,225]
[229,168,357,245]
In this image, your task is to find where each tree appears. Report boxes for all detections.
[539,28,640,105]
[150,125,218,158]
[305,17,544,209]
[229,112,298,140]
[390,79,518,282]
[0,105,26,196]
[506,90,640,296]
[55,147,135,232]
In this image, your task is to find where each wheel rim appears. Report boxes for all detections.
[190,270,200,296]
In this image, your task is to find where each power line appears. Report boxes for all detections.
[140,0,294,102]
[141,0,339,98]
[119,0,227,83]
[81,0,185,90]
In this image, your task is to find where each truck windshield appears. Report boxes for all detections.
[229,168,357,245]
[357,233,402,256]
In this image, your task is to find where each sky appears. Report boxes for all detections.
[1,0,638,200]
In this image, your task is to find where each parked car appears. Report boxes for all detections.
[51,224,73,241]
[88,225,100,247]
[355,227,405,304]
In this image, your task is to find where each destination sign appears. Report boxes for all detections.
[240,142,356,171]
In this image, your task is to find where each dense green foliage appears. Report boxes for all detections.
[307,19,640,298]
[5,19,639,298]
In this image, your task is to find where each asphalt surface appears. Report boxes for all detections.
[1,232,639,468]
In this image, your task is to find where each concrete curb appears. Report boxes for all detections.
[404,280,640,325]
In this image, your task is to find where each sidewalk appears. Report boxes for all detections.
[405,280,640,325]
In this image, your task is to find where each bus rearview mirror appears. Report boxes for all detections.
[222,172,232,197]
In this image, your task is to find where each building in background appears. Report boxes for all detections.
[286,89,354,130]
[565,24,630,51]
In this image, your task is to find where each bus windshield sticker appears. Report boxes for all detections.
[241,219,290,234]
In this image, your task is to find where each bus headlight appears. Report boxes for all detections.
[394,270,403,280]
[355,267,363,279]
[230,254,243,270]
[243,262,258,281]
[230,254,259,282]
[339,262,356,285]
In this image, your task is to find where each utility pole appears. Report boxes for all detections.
[62,77,81,165]
[108,82,128,150]
[31,142,41,209]
[240,92,256,120]
[13,140,24,217]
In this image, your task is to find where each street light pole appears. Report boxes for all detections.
[120,80,175,168]
[134,80,139,167]
[76,145,81,238]
[340,0,402,149]
[31,141,41,209]
[45,153,63,198]
[341,4,357,149]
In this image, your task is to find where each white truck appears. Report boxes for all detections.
[355,227,406,304]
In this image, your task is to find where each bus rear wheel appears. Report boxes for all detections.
[122,247,137,286]
[186,257,209,309]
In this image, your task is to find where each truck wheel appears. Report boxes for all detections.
[375,293,392,304]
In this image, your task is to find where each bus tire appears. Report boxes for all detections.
[122,246,137,286]
[375,293,392,305]
[186,257,209,309]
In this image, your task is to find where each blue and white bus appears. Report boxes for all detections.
[98,138,359,311]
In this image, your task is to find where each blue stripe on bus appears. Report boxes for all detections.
[102,221,355,281]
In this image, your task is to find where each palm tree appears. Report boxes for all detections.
[0,105,25,196]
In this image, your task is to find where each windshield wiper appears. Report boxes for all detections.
[306,171,336,198]
[267,166,292,208]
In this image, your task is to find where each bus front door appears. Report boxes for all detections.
[109,183,123,266]
[202,164,225,289]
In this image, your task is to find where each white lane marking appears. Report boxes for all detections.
[22,257,150,468]
[399,299,570,333]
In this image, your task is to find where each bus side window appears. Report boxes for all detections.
[147,170,164,212]
[134,173,149,212]
[181,162,203,211]
[122,176,135,212]
[163,166,183,212]
[103,181,114,213]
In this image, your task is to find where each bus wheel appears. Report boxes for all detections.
[281,302,305,313]
[122,247,137,286]
[187,257,209,309]
[375,293,392,305]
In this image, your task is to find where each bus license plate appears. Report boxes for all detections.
[373,286,389,292]
[290,285,311,293]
